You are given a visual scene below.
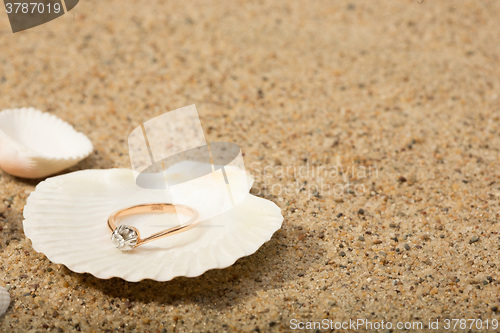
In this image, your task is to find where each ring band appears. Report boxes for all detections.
[108,203,199,251]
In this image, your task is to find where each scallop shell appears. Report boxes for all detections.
[0,285,10,316]
[23,164,283,282]
[0,107,93,178]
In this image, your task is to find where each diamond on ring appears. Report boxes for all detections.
[111,225,138,251]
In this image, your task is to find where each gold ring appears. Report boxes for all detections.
[108,203,199,251]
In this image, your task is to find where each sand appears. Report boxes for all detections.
[0,0,499,331]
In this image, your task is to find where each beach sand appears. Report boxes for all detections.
[0,0,499,331]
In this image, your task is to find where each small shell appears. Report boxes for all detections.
[0,285,10,316]
[23,164,283,282]
[0,107,93,178]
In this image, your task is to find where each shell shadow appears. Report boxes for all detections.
[70,227,316,311]
[64,150,115,173]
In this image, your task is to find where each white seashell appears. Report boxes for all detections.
[0,285,10,316]
[23,163,283,282]
[0,107,93,178]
